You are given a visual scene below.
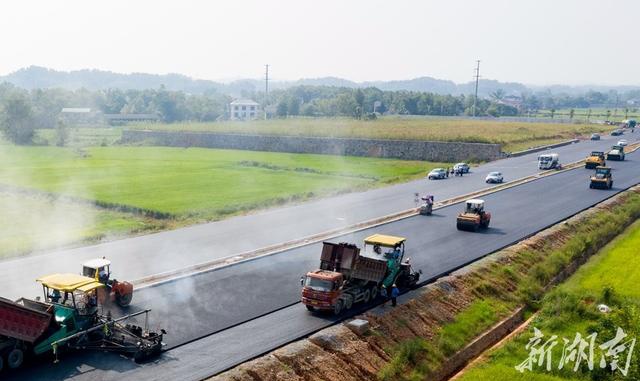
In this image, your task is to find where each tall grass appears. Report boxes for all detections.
[129,116,609,152]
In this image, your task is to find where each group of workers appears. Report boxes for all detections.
[381,284,400,307]
[445,167,465,177]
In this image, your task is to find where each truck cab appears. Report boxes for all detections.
[606,145,625,161]
[538,153,559,170]
[585,151,606,169]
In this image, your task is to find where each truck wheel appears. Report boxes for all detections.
[370,286,378,300]
[345,297,353,310]
[306,305,315,312]
[609,181,613,189]
[589,184,593,189]
[7,348,24,369]
[116,292,133,307]
[362,289,371,303]
[334,300,344,315]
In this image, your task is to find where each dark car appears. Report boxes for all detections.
[611,129,624,136]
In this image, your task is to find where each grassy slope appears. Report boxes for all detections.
[459,220,640,381]
[0,145,439,217]
[128,116,608,152]
[0,191,158,258]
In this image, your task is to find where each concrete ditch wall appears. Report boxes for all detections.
[122,130,502,162]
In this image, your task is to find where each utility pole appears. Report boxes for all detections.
[264,64,269,120]
[473,60,481,117]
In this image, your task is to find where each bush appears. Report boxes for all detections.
[0,94,35,144]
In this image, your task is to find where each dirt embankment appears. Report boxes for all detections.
[210,186,640,381]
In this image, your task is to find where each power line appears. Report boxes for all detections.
[264,64,269,120]
[473,60,481,117]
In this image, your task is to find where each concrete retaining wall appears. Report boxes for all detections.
[508,139,579,157]
[122,130,502,162]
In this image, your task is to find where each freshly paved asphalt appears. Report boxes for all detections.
[6,136,640,381]
[0,134,634,301]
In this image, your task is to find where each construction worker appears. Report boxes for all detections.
[391,284,400,307]
[380,285,388,306]
[445,168,449,178]
[49,289,61,303]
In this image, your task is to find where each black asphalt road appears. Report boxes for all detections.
[8,147,640,381]
[0,134,632,300]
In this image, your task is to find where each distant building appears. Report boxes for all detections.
[229,99,260,120]
[103,113,159,125]
[59,108,100,124]
[58,108,159,126]
[498,95,524,111]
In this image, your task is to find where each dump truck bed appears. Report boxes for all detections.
[0,297,53,343]
[320,242,388,283]
[351,255,388,283]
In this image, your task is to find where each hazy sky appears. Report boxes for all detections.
[1,0,638,85]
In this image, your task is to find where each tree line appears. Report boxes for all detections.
[1,80,639,145]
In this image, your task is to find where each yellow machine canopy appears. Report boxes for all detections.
[364,234,406,248]
[37,273,104,293]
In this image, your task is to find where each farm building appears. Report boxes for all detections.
[230,99,260,120]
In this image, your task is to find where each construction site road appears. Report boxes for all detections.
[7,137,640,381]
[1,133,636,300]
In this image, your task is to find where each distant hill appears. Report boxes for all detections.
[2,66,639,97]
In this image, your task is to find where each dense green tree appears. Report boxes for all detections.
[287,97,300,116]
[0,93,35,144]
[276,100,288,117]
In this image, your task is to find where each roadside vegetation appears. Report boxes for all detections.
[375,189,640,381]
[130,116,607,152]
[0,191,160,258]
[458,220,640,381]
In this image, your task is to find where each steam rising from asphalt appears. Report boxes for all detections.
[0,144,100,297]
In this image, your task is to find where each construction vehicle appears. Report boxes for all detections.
[456,199,491,232]
[590,166,613,189]
[419,195,434,215]
[585,151,606,169]
[82,258,133,307]
[301,234,421,315]
[0,274,164,372]
[538,153,560,170]
[606,145,625,161]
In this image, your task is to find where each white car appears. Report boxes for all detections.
[485,171,504,184]
[453,163,470,174]
[617,139,628,147]
[427,168,447,180]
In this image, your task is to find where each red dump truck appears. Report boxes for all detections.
[301,234,421,315]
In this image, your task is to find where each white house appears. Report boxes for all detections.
[230,99,260,120]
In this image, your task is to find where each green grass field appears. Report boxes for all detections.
[128,116,609,152]
[458,220,640,381]
[0,145,438,216]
